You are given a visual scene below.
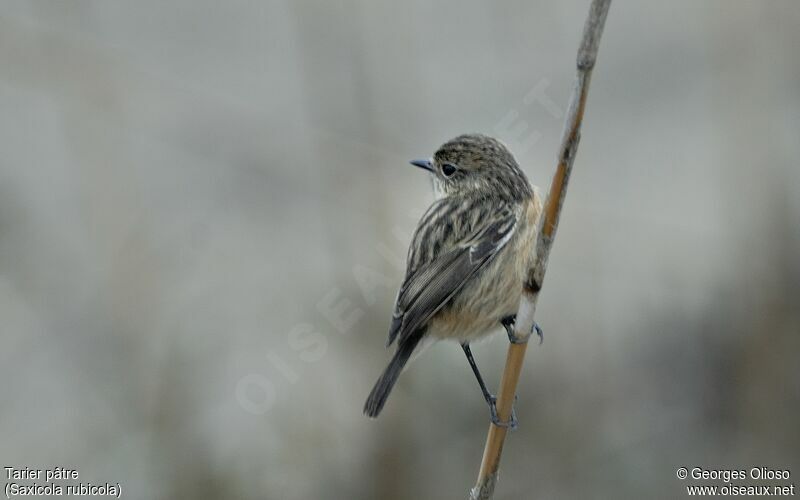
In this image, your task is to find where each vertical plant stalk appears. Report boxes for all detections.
[469,1,611,498]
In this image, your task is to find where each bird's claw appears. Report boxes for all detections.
[501,315,543,345]
[488,394,518,430]
[532,322,543,345]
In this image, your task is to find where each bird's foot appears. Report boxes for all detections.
[488,394,518,430]
[501,315,543,345]
[532,322,544,345]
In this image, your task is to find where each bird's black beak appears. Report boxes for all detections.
[410,159,434,173]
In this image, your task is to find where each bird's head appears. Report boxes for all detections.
[410,134,532,201]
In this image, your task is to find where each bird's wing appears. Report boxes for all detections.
[386,206,518,347]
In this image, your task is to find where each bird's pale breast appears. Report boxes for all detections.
[428,194,541,343]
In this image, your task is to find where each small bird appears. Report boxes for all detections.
[364,133,543,426]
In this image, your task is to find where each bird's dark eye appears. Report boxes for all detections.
[441,163,458,177]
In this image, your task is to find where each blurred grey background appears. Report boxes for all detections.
[1,1,798,499]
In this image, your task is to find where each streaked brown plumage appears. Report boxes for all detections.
[364,134,542,420]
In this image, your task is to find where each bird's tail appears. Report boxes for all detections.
[363,332,423,418]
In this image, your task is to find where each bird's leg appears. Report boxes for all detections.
[461,343,517,430]
[461,343,492,403]
[501,314,543,345]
